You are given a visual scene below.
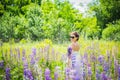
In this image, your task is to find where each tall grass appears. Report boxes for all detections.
[0,39,120,80]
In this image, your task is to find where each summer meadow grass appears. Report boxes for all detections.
[0,39,120,80]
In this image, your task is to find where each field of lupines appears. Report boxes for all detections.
[0,39,120,80]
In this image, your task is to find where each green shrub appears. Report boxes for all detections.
[102,20,120,41]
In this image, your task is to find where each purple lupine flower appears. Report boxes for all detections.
[29,48,37,65]
[35,57,40,63]
[114,59,119,75]
[54,66,60,80]
[118,65,120,79]
[45,68,52,80]
[70,69,79,80]
[114,60,118,68]
[23,61,28,69]
[67,47,72,57]
[98,55,104,64]
[83,52,88,64]
[101,72,107,80]
[87,64,92,76]
[65,68,70,80]
[103,62,109,72]
[22,57,28,69]
[30,57,35,65]
[22,57,26,61]
[32,48,36,56]
[54,72,58,80]
[0,61,4,68]
[90,54,96,62]
[81,56,86,79]
[5,68,11,80]
[96,70,100,80]
[24,68,34,80]
[74,74,80,80]
[65,68,70,75]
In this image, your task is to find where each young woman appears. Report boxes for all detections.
[67,31,81,80]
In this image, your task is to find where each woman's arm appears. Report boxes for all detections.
[66,57,71,68]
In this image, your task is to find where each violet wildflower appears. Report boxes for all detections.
[54,66,60,80]
[22,57,28,69]
[30,57,35,65]
[0,61,4,68]
[32,48,36,56]
[23,60,28,69]
[5,68,11,80]
[103,62,109,72]
[83,52,88,64]
[54,72,58,80]
[118,66,120,79]
[22,56,33,80]
[114,59,119,75]
[101,72,107,80]
[90,54,96,62]
[22,57,26,61]
[74,74,80,80]
[87,64,92,76]
[45,68,52,80]
[96,70,100,80]
[35,57,40,63]
[65,68,70,80]
[24,68,34,80]
[98,55,104,64]
[70,70,74,79]
[30,48,37,65]
[65,67,70,75]
[81,56,86,79]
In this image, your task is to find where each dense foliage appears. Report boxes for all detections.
[0,0,120,42]
[89,0,120,40]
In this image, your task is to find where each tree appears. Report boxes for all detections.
[90,0,120,29]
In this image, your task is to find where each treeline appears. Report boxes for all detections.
[0,0,120,42]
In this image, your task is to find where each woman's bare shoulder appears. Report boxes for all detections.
[71,42,80,51]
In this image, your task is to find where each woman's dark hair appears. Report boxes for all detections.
[71,32,79,41]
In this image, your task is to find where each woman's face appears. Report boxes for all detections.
[70,35,77,42]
